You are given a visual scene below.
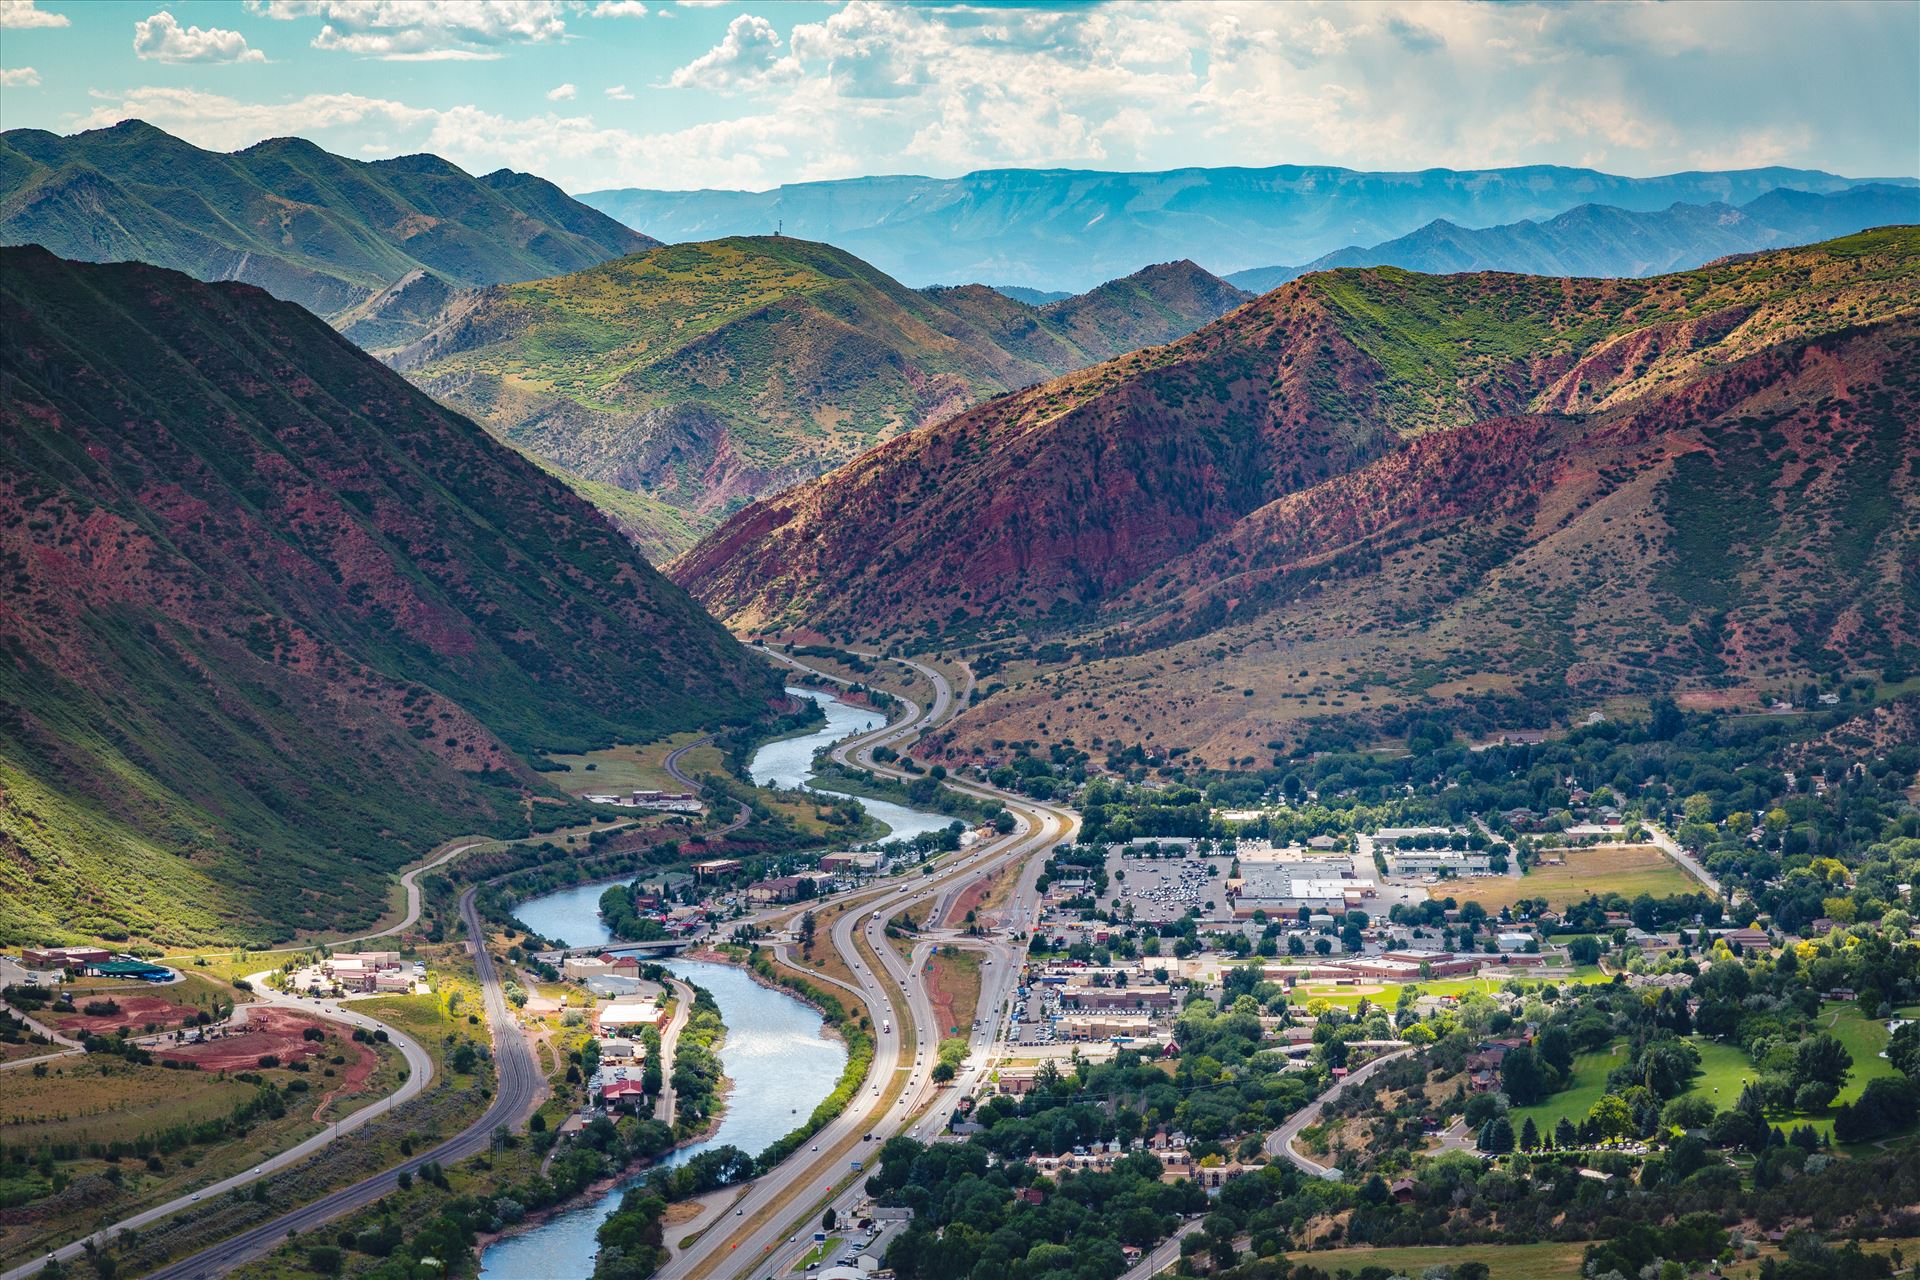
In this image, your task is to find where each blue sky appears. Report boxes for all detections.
[1,0,1914,193]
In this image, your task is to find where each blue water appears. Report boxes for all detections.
[753,687,951,843]
[477,959,845,1278]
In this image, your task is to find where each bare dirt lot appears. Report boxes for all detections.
[155,1008,341,1073]
[49,992,203,1036]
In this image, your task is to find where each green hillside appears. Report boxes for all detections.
[0,247,777,947]
[391,236,1248,548]
[0,119,655,333]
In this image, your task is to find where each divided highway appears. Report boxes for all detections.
[137,887,543,1280]
[669,652,1076,1280]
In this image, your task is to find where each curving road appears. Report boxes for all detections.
[133,887,543,1280]
[663,650,1077,1280]
[1262,1047,1416,1180]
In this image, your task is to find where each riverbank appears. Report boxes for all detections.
[475,959,846,1279]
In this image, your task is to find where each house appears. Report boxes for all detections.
[599,1077,649,1109]
[1014,1187,1045,1205]
[1389,1178,1416,1204]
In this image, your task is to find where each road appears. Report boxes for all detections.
[668,651,1075,1280]
[133,886,543,1280]
[3,975,440,1280]
[656,977,695,1128]
[1262,1047,1415,1180]
[1643,822,1731,904]
[666,733,753,836]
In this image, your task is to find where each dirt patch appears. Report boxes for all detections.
[943,877,991,929]
[155,1007,337,1073]
[50,993,202,1036]
[924,949,981,1040]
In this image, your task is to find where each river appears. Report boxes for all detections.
[477,959,845,1279]
[751,687,953,843]
[484,687,938,1277]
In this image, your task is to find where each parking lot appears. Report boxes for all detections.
[1098,852,1233,924]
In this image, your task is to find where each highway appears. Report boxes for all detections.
[663,651,1076,1280]
[0,984,439,1280]
[135,886,544,1280]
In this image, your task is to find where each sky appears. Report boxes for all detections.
[1,0,1915,194]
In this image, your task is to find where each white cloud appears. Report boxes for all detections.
[668,12,788,90]
[134,11,266,64]
[0,0,66,29]
[547,82,577,101]
[249,0,566,60]
[605,83,634,100]
[1,65,40,86]
[77,86,434,151]
[589,0,648,16]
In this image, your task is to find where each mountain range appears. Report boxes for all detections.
[386,237,1249,556]
[0,247,776,948]
[674,229,1920,766]
[580,163,1912,293]
[1225,184,1920,291]
[0,119,655,329]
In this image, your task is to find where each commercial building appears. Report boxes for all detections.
[692,859,743,880]
[21,946,111,970]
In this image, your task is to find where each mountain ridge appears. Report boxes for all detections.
[0,246,776,946]
[1225,184,1920,290]
[0,119,657,335]
[386,237,1250,557]
[673,229,1920,764]
[580,162,1911,292]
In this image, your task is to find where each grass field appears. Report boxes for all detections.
[1285,1239,1911,1280]
[1280,969,1611,1011]
[1509,1035,1760,1135]
[1286,1240,1590,1279]
[544,735,725,798]
[0,1025,401,1268]
[1433,844,1697,911]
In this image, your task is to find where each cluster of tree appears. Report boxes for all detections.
[872,1136,1203,1280]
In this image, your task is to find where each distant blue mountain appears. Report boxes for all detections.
[579,163,1914,293]
[1225,184,1920,292]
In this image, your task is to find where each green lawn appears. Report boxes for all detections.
[1511,1036,1758,1136]
[1510,1039,1627,1134]
[1281,969,1612,1011]
[1508,1005,1913,1142]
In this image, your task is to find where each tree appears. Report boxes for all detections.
[1520,1116,1541,1150]
[1793,1033,1853,1093]
[1888,1021,1920,1080]
[1587,1094,1633,1141]
[1501,1046,1553,1105]
[823,1207,837,1231]
[1478,1115,1515,1153]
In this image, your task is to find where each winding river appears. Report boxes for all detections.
[751,687,953,843]
[484,688,942,1277]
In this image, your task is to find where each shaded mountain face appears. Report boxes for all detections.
[580,163,1905,292]
[0,120,656,337]
[1225,184,1920,290]
[0,248,777,947]
[386,237,1248,557]
[674,229,1920,764]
